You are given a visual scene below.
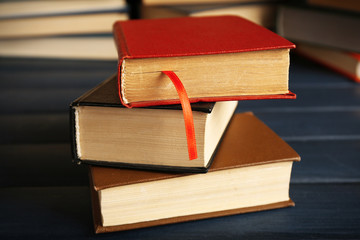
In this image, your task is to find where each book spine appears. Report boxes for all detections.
[69,106,81,164]
[113,21,132,108]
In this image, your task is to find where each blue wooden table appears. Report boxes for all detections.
[1,55,359,239]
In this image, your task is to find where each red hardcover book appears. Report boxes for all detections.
[296,43,360,83]
[113,15,296,108]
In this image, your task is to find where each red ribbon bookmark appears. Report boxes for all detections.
[162,71,198,160]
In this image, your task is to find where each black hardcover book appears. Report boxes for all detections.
[70,74,237,172]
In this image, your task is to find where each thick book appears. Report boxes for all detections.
[0,0,127,19]
[296,43,360,82]
[89,112,301,233]
[141,0,278,6]
[113,15,296,108]
[71,74,237,172]
[277,4,360,53]
[0,36,118,60]
[306,0,360,13]
[0,12,128,39]
[140,3,278,28]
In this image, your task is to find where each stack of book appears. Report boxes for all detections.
[139,0,283,29]
[277,0,360,82]
[0,0,128,60]
[70,15,300,233]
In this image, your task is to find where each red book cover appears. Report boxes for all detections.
[113,15,296,107]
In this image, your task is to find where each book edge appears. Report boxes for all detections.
[76,109,236,174]
[69,107,80,163]
[127,92,296,108]
[73,98,216,113]
[84,160,208,173]
[92,193,295,234]
[70,100,216,169]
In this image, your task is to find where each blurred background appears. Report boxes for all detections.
[0,0,359,239]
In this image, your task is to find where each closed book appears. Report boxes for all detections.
[0,12,128,39]
[296,43,360,82]
[277,4,360,53]
[0,0,127,19]
[306,0,360,13]
[113,15,296,108]
[0,36,118,60]
[141,0,278,6]
[71,74,237,172]
[140,3,278,28]
[89,112,301,233]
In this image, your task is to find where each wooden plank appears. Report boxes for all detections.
[0,88,87,114]
[0,57,117,89]
[290,140,360,183]
[1,140,359,187]
[0,184,359,239]
[0,57,116,72]
[0,71,113,89]
[0,143,88,187]
[236,87,360,112]
[0,113,69,144]
[0,186,92,238]
[249,111,360,141]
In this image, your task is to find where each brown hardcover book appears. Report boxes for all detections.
[89,113,301,233]
[71,74,238,172]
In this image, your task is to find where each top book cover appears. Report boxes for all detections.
[113,15,296,108]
